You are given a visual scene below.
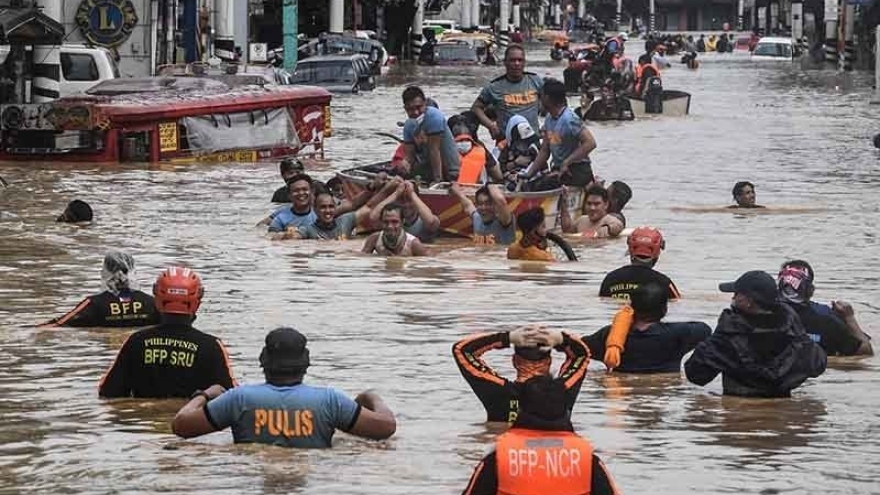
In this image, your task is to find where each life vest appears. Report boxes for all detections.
[634,63,661,95]
[455,136,487,184]
[496,428,594,495]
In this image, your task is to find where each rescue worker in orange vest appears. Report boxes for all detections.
[462,375,621,495]
[633,53,662,97]
[448,114,502,184]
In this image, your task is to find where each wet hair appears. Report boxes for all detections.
[638,53,652,65]
[504,44,525,60]
[541,78,567,106]
[630,283,669,322]
[326,177,342,191]
[518,375,568,421]
[517,207,545,234]
[58,199,93,222]
[780,259,815,282]
[732,181,755,199]
[287,173,314,193]
[313,190,335,206]
[447,114,473,136]
[585,184,609,202]
[279,158,303,174]
[402,86,425,105]
[381,202,403,219]
[474,185,491,203]
[608,181,632,212]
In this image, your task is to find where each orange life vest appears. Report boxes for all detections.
[455,136,488,184]
[496,428,594,495]
[634,63,661,95]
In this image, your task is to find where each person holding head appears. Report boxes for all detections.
[522,78,597,189]
[267,173,317,232]
[171,327,396,447]
[471,44,544,141]
[57,199,93,223]
[98,266,237,398]
[400,86,460,184]
[461,375,620,495]
[448,183,515,245]
[452,325,590,423]
[685,270,827,397]
[368,180,440,242]
[729,181,765,208]
[599,226,681,300]
[507,207,554,262]
[39,251,159,328]
[777,260,873,356]
[270,158,306,203]
[585,283,710,373]
[362,203,428,256]
[560,185,624,238]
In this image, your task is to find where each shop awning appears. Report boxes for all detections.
[0,7,64,45]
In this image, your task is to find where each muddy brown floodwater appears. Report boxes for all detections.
[1,47,878,494]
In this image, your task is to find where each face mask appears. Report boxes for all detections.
[456,140,473,155]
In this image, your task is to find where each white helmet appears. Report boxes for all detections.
[618,32,629,41]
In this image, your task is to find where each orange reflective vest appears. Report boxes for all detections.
[456,136,488,184]
[496,428,594,495]
[634,63,661,95]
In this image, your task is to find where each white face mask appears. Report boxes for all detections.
[456,140,473,155]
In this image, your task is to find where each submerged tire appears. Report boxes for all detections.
[546,232,578,262]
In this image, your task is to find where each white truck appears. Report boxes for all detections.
[1,44,119,98]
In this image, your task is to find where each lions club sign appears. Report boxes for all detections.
[75,0,139,47]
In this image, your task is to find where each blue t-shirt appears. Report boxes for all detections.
[205,383,361,448]
[472,211,515,245]
[542,107,585,168]
[402,106,461,182]
[268,207,317,233]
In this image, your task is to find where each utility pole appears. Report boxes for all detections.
[33,0,62,102]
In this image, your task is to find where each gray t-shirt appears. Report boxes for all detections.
[477,73,544,135]
[205,383,360,449]
[402,106,461,182]
[472,211,515,245]
[541,106,584,167]
[296,212,357,240]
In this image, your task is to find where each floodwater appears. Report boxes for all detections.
[1,47,879,494]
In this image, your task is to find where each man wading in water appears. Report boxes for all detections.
[362,203,428,257]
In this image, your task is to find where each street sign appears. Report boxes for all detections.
[249,43,267,63]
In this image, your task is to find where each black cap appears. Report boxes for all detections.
[719,270,778,309]
[259,327,310,372]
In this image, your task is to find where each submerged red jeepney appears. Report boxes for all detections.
[0,75,332,164]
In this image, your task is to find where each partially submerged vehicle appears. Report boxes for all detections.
[425,41,480,65]
[440,32,494,58]
[751,37,797,61]
[288,32,388,75]
[291,54,376,93]
[0,75,331,164]
[0,44,119,97]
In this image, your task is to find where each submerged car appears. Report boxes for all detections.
[751,37,796,61]
[290,54,376,93]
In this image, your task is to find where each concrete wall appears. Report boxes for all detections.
[59,0,156,77]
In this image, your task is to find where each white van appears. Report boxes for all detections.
[0,44,119,97]
[751,37,795,61]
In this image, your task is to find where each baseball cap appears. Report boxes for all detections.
[719,271,779,309]
[777,261,814,304]
[259,327,310,372]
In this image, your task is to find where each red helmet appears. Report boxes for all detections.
[153,266,204,315]
[628,227,665,259]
